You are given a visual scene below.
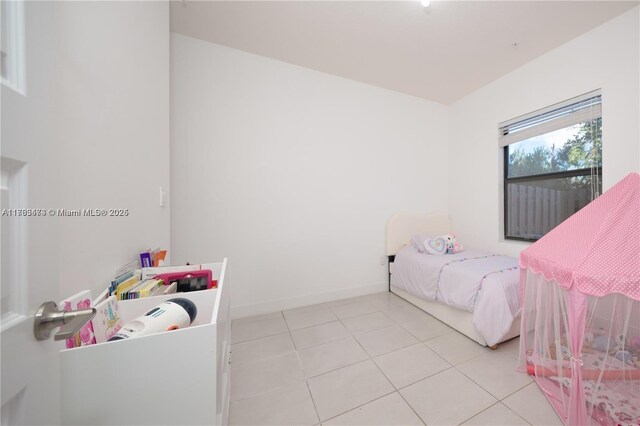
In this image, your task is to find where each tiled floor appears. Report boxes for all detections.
[229,292,562,425]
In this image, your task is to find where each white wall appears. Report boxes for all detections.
[448,7,640,258]
[170,34,449,317]
[55,1,170,296]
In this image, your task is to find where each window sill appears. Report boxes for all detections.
[498,238,533,246]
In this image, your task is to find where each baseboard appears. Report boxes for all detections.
[230,283,388,320]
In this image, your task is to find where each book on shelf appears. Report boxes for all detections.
[140,250,153,268]
[122,279,163,300]
[139,279,163,298]
[93,288,109,306]
[92,296,122,343]
[115,272,142,300]
[161,282,177,295]
[60,290,96,348]
[114,260,139,280]
[140,248,167,268]
[109,270,136,297]
[124,279,147,300]
[152,249,167,267]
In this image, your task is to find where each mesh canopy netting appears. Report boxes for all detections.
[517,173,640,426]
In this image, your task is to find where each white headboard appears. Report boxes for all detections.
[385,212,451,256]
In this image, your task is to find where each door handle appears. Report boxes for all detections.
[33,301,96,341]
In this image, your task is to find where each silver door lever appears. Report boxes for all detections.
[33,301,96,341]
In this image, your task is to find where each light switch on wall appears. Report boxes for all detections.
[159,186,167,207]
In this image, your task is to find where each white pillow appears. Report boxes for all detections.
[424,236,448,255]
[410,234,433,253]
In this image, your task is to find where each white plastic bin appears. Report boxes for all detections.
[60,259,230,425]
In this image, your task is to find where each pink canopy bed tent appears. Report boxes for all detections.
[517,172,640,426]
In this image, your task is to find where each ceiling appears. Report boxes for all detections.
[171,1,638,105]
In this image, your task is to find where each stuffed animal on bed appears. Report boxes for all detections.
[609,334,626,355]
[443,234,464,254]
[548,342,571,360]
[424,234,464,255]
[628,335,640,352]
[615,350,634,365]
[591,335,614,353]
[582,328,610,354]
[627,336,640,367]
[547,336,570,360]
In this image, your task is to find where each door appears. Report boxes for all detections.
[1,1,63,424]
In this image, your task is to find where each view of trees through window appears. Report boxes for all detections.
[504,118,602,241]
[507,118,602,178]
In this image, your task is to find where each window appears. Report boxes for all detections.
[500,91,602,241]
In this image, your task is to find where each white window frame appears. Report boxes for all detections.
[499,90,602,241]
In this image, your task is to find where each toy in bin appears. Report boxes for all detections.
[156,270,215,292]
[108,298,197,341]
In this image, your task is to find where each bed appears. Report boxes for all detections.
[386,212,521,347]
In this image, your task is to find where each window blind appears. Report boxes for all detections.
[498,90,602,148]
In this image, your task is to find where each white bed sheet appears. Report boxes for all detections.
[391,245,521,346]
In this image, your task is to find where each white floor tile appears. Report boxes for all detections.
[373,344,450,389]
[299,336,368,378]
[457,351,532,399]
[461,403,529,425]
[229,381,318,426]
[399,315,455,341]
[384,304,432,324]
[231,352,304,401]
[331,301,378,320]
[354,325,419,357]
[495,336,522,360]
[341,311,396,335]
[400,368,497,426]
[231,316,289,344]
[366,292,413,311]
[307,360,394,421]
[283,302,328,316]
[364,291,400,301]
[228,295,544,426]
[326,296,367,307]
[424,332,489,365]
[291,321,351,349]
[232,311,283,326]
[285,308,338,331]
[231,332,295,367]
[323,392,423,426]
[502,383,563,426]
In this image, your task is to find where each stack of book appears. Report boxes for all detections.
[63,250,219,348]
[107,264,176,301]
[113,275,168,301]
[139,248,167,268]
[64,253,176,348]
